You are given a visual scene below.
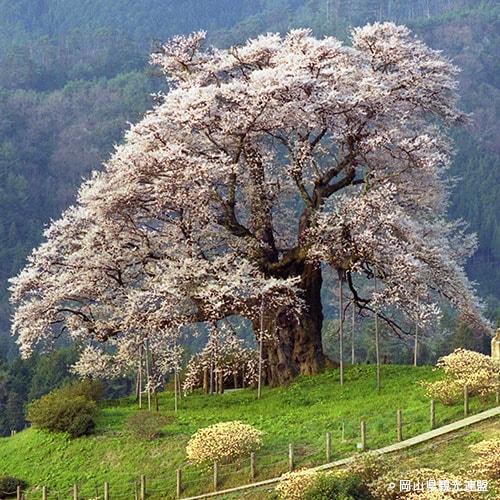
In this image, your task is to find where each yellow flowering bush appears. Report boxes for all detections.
[420,379,462,406]
[276,468,375,500]
[275,469,319,500]
[470,438,500,479]
[369,468,483,500]
[186,421,263,465]
[404,489,483,500]
[421,349,500,404]
[345,451,390,482]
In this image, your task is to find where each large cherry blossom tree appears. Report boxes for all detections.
[10,23,491,386]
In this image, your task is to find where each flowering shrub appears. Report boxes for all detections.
[420,379,462,406]
[369,468,483,500]
[186,421,263,465]
[277,469,374,500]
[439,349,500,396]
[275,469,319,500]
[404,490,483,500]
[421,349,500,404]
[470,438,500,479]
[306,470,374,499]
[346,451,389,483]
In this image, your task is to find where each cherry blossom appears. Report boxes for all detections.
[10,23,491,386]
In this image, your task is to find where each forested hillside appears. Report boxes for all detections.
[0,0,498,364]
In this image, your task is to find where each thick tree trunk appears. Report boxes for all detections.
[254,262,324,387]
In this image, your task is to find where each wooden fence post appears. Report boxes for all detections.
[213,461,219,491]
[176,469,182,498]
[288,443,294,471]
[203,368,208,394]
[397,410,403,442]
[73,483,78,500]
[430,399,436,429]
[42,485,47,500]
[104,482,109,500]
[250,452,256,481]
[326,432,331,462]
[17,486,22,500]
[360,421,366,451]
[140,474,146,500]
[464,385,469,417]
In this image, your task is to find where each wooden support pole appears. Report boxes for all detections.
[104,482,109,500]
[397,410,403,442]
[430,399,436,429]
[213,461,219,491]
[339,273,344,386]
[374,276,381,392]
[464,385,469,417]
[176,469,182,498]
[203,368,209,394]
[73,484,78,500]
[250,453,256,481]
[288,443,294,471]
[174,368,178,413]
[258,297,265,400]
[326,432,331,462]
[42,486,47,500]
[140,474,146,500]
[17,486,22,500]
[177,371,183,401]
[360,421,366,452]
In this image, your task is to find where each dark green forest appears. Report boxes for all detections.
[0,0,498,435]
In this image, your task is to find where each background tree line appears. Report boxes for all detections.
[0,0,498,386]
[0,346,135,436]
[0,347,77,436]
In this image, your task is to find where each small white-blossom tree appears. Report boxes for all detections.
[71,327,184,410]
[183,322,259,393]
[10,23,491,386]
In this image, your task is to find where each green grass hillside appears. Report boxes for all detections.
[0,365,498,499]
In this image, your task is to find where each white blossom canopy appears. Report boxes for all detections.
[10,23,491,380]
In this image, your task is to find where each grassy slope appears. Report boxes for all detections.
[0,365,498,498]
[396,419,500,473]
